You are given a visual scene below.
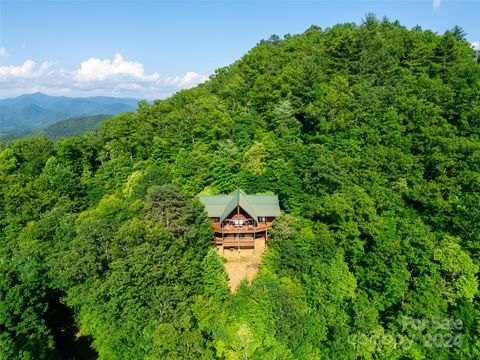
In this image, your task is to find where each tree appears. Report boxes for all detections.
[272,100,302,138]
[201,248,229,301]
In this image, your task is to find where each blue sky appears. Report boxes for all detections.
[0,0,479,99]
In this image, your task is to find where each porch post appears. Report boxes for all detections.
[222,223,224,256]
[237,206,240,252]
[265,227,268,249]
[253,223,256,255]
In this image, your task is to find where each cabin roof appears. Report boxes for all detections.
[199,189,280,222]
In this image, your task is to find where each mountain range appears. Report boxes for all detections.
[0,92,138,134]
[0,114,111,142]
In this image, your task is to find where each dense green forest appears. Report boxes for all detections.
[0,115,111,142]
[1,17,480,359]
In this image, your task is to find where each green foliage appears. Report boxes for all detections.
[433,236,479,303]
[202,248,229,301]
[1,17,479,359]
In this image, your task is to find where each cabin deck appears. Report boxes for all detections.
[212,223,271,234]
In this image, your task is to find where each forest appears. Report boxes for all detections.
[1,16,479,359]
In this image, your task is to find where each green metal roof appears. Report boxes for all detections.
[199,189,280,222]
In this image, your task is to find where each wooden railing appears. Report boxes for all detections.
[212,223,270,234]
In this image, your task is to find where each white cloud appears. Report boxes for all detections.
[433,0,441,10]
[40,61,56,70]
[0,54,208,99]
[472,41,480,51]
[163,72,209,88]
[0,60,38,78]
[74,53,160,82]
[0,48,8,57]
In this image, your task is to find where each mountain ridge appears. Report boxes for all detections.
[0,93,139,134]
[0,114,111,142]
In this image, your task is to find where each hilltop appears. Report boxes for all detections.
[0,17,479,359]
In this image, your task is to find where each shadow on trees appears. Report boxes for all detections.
[46,292,98,360]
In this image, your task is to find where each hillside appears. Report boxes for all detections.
[0,93,137,134]
[0,17,479,359]
[0,103,67,133]
[0,114,111,142]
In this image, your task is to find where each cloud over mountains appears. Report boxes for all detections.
[0,53,208,99]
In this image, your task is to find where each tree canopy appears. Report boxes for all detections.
[1,17,479,359]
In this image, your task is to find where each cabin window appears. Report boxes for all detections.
[258,216,266,223]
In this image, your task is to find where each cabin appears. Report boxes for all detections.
[200,189,281,254]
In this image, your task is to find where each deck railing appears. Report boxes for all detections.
[212,223,270,233]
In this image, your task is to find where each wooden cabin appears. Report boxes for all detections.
[200,189,281,254]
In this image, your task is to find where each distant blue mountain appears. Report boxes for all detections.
[0,114,111,142]
[0,92,138,134]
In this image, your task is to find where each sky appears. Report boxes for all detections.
[0,0,479,100]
